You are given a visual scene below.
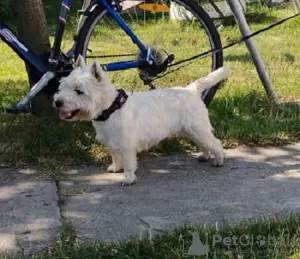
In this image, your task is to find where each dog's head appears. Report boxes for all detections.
[53,55,115,121]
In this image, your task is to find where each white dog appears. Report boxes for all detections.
[54,56,230,185]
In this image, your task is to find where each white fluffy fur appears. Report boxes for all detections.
[54,56,230,185]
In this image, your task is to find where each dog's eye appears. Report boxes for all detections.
[75,89,84,95]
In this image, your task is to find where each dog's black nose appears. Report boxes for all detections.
[55,100,64,108]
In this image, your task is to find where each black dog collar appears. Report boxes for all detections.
[93,89,128,121]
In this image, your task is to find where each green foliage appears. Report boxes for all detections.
[36,216,300,259]
[1,3,300,170]
[0,0,11,18]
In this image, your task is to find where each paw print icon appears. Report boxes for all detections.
[256,235,266,246]
[186,231,209,256]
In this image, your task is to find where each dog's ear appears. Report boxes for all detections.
[91,60,103,81]
[75,55,85,69]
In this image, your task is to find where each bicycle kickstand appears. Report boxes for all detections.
[5,71,55,114]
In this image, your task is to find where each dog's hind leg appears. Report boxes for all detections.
[185,133,211,162]
[186,126,224,167]
[120,149,137,185]
[197,148,211,162]
[107,149,122,172]
[209,137,224,167]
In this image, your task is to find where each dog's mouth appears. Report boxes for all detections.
[59,110,80,120]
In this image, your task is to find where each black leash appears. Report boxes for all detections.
[58,11,300,86]
[88,11,300,122]
[150,11,300,83]
[173,12,300,66]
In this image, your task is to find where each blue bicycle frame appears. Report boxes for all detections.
[0,20,48,73]
[1,0,149,73]
[3,0,151,112]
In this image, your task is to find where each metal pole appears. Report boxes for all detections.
[227,0,280,104]
[293,0,300,12]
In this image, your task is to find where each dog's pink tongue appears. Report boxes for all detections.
[59,111,71,120]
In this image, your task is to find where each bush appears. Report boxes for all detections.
[0,0,12,18]
[0,0,10,12]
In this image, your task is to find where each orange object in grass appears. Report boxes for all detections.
[138,3,170,13]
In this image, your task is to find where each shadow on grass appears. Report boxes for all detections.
[2,0,281,32]
[159,89,300,153]
[1,85,300,169]
[0,79,106,170]
[43,0,83,34]
[0,80,28,110]
[219,11,279,26]
[0,0,83,34]
[0,112,107,170]
[210,89,300,146]
[218,2,282,27]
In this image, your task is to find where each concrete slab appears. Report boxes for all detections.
[0,169,61,257]
[60,143,300,243]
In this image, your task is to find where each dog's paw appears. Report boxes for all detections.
[198,155,210,162]
[121,174,137,186]
[212,159,224,167]
[107,164,122,173]
[121,181,136,186]
[107,164,114,172]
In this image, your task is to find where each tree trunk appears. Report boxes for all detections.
[12,0,53,115]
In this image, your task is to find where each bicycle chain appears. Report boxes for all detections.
[86,53,137,59]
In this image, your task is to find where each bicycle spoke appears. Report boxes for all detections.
[75,0,223,105]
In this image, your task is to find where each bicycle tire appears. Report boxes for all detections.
[74,0,223,106]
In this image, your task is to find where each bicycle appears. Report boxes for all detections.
[1,0,223,114]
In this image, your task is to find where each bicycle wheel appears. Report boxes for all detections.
[75,0,223,106]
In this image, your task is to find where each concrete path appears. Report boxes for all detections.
[0,168,61,257]
[2,144,300,256]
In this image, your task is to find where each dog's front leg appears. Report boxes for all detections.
[121,149,137,186]
[107,149,122,172]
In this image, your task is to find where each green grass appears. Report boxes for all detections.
[27,215,300,259]
[2,2,300,169]
[1,3,300,170]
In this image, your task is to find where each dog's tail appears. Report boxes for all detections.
[187,65,230,93]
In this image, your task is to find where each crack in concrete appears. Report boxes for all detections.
[137,215,151,228]
[136,215,167,234]
[55,179,65,222]
[15,237,24,256]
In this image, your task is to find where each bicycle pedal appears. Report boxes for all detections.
[5,105,29,114]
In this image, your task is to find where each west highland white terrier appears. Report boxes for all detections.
[54,55,230,185]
